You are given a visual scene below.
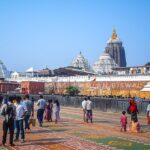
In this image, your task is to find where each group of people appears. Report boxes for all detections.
[37,95,60,127]
[0,94,60,146]
[0,93,150,146]
[1,95,33,146]
[120,98,150,133]
[81,96,150,133]
[82,96,93,123]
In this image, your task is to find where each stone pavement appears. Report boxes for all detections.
[0,106,150,150]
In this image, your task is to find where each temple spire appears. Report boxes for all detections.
[111,28,117,40]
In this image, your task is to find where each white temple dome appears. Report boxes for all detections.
[93,52,118,74]
[71,52,92,72]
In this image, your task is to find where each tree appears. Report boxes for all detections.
[145,62,150,66]
[66,86,80,96]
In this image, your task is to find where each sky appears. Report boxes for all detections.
[0,0,150,72]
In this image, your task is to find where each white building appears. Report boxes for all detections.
[25,67,39,77]
[93,52,118,74]
[71,52,92,72]
[0,60,10,79]
[11,71,20,79]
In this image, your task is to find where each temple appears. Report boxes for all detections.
[0,29,149,98]
[104,29,127,67]
[0,60,10,79]
[93,52,118,74]
[71,52,92,72]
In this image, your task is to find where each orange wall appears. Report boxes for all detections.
[0,82,19,93]
[45,81,150,98]
[21,81,45,94]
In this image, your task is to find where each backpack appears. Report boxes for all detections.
[4,104,14,123]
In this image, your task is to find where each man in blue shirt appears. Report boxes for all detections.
[23,94,33,130]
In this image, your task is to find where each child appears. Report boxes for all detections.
[53,100,60,124]
[120,111,127,132]
[131,119,140,133]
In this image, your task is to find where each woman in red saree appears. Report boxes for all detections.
[129,98,139,122]
[129,98,140,132]
[45,99,53,122]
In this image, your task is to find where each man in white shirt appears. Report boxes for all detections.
[15,96,27,143]
[147,101,150,125]
[82,97,87,122]
[86,96,93,123]
[37,95,46,127]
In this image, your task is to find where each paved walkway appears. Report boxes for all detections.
[0,106,150,150]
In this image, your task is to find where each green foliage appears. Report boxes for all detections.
[66,86,80,96]
[145,62,150,66]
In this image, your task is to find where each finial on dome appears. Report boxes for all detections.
[111,28,117,40]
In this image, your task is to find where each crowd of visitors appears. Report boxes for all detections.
[0,93,149,147]
[119,97,150,133]
[81,96,150,133]
[0,94,60,146]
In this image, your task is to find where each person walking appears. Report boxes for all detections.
[120,111,127,132]
[15,96,27,143]
[129,98,139,122]
[45,99,53,122]
[129,98,140,132]
[37,95,46,127]
[23,94,33,131]
[31,97,35,117]
[82,97,87,122]
[86,96,93,123]
[53,100,60,124]
[147,101,150,125]
[1,96,16,146]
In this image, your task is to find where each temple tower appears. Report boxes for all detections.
[104,29,127,67]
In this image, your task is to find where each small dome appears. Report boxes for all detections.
[0,60,10,79]
[12,71,19,75]
[93,52,118,74]
[71,52,92,72]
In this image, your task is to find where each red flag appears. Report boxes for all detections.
[91,78,96,87]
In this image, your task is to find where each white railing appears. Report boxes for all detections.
[6,74,150,83]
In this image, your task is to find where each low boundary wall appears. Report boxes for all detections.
[43,95,149,115]
[5,94,149,115]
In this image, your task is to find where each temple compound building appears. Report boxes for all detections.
[104,29,127,67]
[93,52,118,74]
[0,60,18,93]
[71,52,92,72]
[0,60,10,79]
[93,29,126,74]
[2,29,150,98]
